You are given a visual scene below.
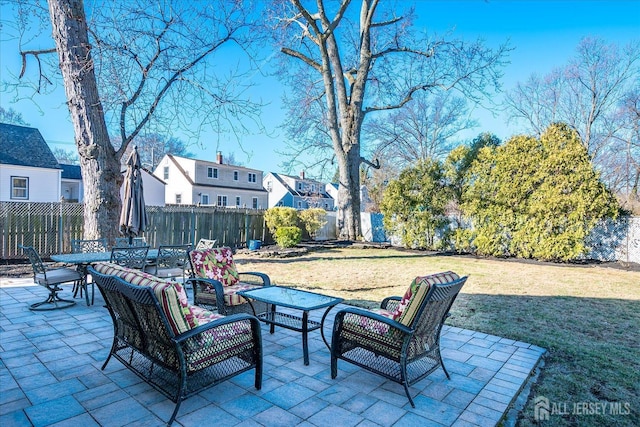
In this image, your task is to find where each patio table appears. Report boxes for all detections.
[51,249,159,304]
[51,249,159,265]
[237,286,343,365]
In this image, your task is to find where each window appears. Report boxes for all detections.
[163,167,169,180]
[252,197,258,209]
[233,171,239,181]
[201,194,209,205]
[235,196,241,207]
[311,184,315,192]
[297,201,302,208]
[175,194,182,204]
[248,173,256,183]
[11,177,28,199]
[297,182,303,191]
[217,195,227,207]
[208,167,218,179]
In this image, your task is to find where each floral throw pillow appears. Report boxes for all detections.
[189,247,240,287]
[392,271,459,326]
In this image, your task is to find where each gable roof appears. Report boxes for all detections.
[60,164,82,180]
[0,123,61,170]
[269,172,332,198]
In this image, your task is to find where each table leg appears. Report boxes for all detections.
[269,303,276,334]
[302,310,309,365]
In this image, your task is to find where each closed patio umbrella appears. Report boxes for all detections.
[119,145,148,244]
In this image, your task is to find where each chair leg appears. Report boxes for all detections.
[30,284,76,311]
[400,363,416,408]
[436,346,451,380]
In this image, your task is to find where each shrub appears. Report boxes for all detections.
[299,208,327,239]
[275,226,302,248]
[264,207,298,235]
[380,159,450,249]
[461,123,619,261]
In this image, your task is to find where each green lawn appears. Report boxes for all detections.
[235,246,639,426]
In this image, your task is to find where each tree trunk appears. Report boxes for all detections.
[336,127,363,241]
[48,0,122,242]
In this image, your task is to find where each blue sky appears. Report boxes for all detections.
[1,0,638,174]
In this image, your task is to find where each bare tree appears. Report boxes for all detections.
[270,0,509,239]
[0,106,30,125]
[365,91,477,169]
[505,37,640,190]
[52,147,79,165]
[11,0,260,242]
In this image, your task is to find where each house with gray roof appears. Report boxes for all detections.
[263,171,334,210]
[153,152,267,208]
[0,123,63,202]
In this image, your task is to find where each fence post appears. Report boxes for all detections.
[190,207,196,246]
[59,202,64,253]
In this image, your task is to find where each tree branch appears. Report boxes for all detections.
[364,82,438,114]
[281,47,323,72]
[19,48,57,93]
[360,156,380,169]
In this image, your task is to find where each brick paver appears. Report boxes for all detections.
[0,280,545,426]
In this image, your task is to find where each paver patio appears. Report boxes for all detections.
[0,279,545,426]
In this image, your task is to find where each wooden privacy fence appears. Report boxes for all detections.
[1,202,269,260]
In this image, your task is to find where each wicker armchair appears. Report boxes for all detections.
[330,272,467,407]
[187,246,271,315]
[89,266,262,426]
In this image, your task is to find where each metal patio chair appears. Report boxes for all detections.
[195,238,218,250]
[19,244,83,310]
[144,244,192,282]
[110,245,150,270]
[70,238,109,305]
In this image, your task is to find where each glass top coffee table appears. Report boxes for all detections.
[237,286,343,365]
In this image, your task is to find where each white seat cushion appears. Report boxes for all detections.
[35,268,82,286]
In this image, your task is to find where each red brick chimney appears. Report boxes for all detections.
[300,170,305,179]
[216,151,223,164]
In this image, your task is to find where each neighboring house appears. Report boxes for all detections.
[154,152,267,209]
[120,168,166,207]
[0,123,62,202]
[60,164,83,203]
[263,171,335,210]
[139,168,166,206]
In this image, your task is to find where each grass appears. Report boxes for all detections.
[235,246,639,426]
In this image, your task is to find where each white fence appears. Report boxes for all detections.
[317,212,640,264]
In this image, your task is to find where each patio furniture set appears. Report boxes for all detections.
[18,242,468,426]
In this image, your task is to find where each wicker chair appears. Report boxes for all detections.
[110,245,150,269]
[144,244,191,282]
[89,266,262,426]
[19,244,83,310]
[330,272,468,407]
[71,238,109,304]
[187,246,271,315]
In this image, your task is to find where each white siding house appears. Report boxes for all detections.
[153,152,267,208]
[264,171,335,210]
[0,123,62,202]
